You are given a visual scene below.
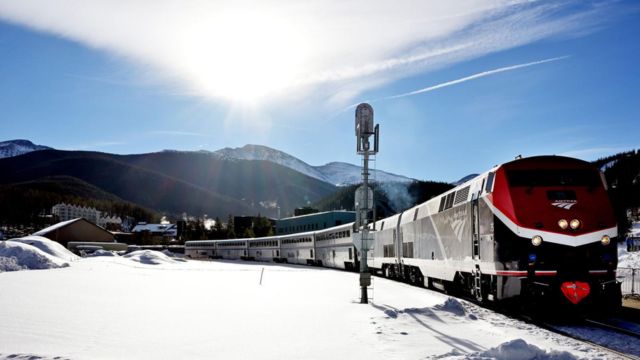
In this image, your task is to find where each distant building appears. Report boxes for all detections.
[275,210,356,235]
[52,203,101,224]
[131,222,177,245]
[33,218,115,246]
[98,215,123,230]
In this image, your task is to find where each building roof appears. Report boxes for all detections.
[131,223,177,236]
[33,218,83,236]
[278,210,355,222]
[32,218,115,244]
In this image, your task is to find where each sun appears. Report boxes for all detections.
[181,7,310,105]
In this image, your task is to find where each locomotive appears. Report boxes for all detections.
[185,155,620,310]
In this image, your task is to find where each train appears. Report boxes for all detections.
[185,155,621,311]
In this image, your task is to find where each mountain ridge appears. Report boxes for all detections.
[212,144,414,186]
[0,139,52,159]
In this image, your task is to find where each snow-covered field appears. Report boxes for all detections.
[0,238,625,360]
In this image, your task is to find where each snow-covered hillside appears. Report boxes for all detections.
[0,139,51,159]
[213,144,414,186]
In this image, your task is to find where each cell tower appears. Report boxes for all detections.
[354,103,379,304]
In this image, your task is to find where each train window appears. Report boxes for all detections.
[438,197,446,212]
[444,192,455,210]
[310,249,314,258]
[349,248,353,260]
[486,172,495,193]
[547,190,577,200]
[413,208,419,221]
[380,222,385,230]
[507,169,600,187]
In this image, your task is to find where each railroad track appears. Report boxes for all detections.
[523,316,640,360]
[583,317,640,340]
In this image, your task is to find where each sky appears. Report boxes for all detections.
[0,0,639,183]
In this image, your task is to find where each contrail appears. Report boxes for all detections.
[380,55,570,101]
[331,55,570,121]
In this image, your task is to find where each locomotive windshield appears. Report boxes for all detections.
[506,169,601,187]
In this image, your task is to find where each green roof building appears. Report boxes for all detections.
[275,210,356,235]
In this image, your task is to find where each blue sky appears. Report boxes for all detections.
[1,1,639,182]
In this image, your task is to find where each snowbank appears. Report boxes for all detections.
[0,241,70,271]
[122,249,186,264]
[9,235,79,262]
[460,339,579,360]
[87,249,118,257]
[630,221,640,237]
[618,243,640,269]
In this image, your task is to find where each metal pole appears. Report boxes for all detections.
[354,103,376,304]
[360,151,370,304]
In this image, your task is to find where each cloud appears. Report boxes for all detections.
[380,56,570,101]
[0,0,617,105]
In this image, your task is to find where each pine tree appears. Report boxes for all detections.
[226,214,236,239]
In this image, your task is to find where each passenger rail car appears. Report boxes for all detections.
[185,156,620,311]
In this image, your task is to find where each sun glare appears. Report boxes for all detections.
[185,8,309,105]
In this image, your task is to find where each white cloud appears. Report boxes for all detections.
[0,0,616,106]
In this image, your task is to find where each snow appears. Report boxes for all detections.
[629,221,640,237]
[0,256,621,360]
[122,249,186,264]
[0,139,51,159]
[618,237,640,269]
[0,241,70,271]
[9,235,79,262]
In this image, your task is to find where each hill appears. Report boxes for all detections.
[0,149,337,220]
[600,149,640,234]
[312,180,453,219]
[0,176,158,225]
[212,144,414,185]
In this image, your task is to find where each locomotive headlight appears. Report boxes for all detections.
[558,219,569,230]
[569,219,581,230]
[531,235,543,247]
[601,235,611,246]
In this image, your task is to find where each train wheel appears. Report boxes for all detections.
[384,266,392,279]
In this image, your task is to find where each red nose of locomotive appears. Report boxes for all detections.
[493,159,616,236]
[490,156,619,307]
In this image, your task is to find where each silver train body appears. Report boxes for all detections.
[185,223,358,271]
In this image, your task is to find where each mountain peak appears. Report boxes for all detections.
[213,144,415,186]
[0,139,52,159]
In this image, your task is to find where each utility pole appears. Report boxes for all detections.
[354,103,379,304]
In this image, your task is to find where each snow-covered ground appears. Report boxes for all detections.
[0,238,623,360]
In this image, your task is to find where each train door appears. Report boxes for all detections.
[472,197,480,260]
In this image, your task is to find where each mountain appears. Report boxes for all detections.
[0,149,337,219]
[312,180,454,218]
[0,176,159,225]
[212,144,414,186]
[0,139,51,159]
